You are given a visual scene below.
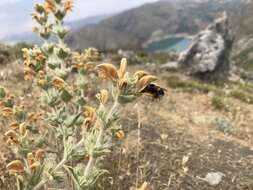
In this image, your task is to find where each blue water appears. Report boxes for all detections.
[146,37,191,53]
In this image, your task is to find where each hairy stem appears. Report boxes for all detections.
[83,96,119,178]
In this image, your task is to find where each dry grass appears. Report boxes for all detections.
[1,63,253,189]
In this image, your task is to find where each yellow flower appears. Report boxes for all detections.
[83,106,96,129]
[96,89,109,105]
[136,182,148,190]
[24,67,35,81]
[9,122,19,130]
[4,130,19,145]
[24,74,34,81]
[115,130,125,140]
[97,63,118,81]
[2,107,13,117]
[30,161,41,171]
[83,63,96,70]
[117,78,128,90]
[27,152,41,171]
[64,0,74,12]
[37,79,48,86]
[134,71,149,80]
[6,160,24,175]
[44,0,55,13]
[97,58,129,89]
[135,75,159,93]
[35,52,46,62]
[52,77,65,90]
[28,112,44,122]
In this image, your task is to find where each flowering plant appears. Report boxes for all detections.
[1,0,162,189]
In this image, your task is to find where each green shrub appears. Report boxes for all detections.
[163,74,224,96]
[211,96,226,110]
[229,90,253,104]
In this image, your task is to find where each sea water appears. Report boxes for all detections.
[146,37,191,53]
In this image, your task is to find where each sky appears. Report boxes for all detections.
[0,0,158,38]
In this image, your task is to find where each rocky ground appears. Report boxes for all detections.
[0,62,253,190]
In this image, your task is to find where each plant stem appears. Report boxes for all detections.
[33,180,47,190]
[83,96,119,177]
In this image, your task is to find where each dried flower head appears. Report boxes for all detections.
[6,160,24,175]
[97,63,118,81]
[83,106,96,129]
[44,0,55,13]
[24,67,36,81]
[52,77,65,90]
[4,130,19,145]
[117,78,128,90]
[9,122,19,130]
[27,152,41,171]
[2,107,13,117]
[35,51,46,62]
[97,58,128,88]
[64,0,74,12]
[28,112,44,122]
[134,71,149,81]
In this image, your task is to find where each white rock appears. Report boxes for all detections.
[204,172,225,186]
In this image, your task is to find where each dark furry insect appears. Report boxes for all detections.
[140,83,166,99]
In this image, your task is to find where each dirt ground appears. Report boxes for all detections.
[1,62,253,190]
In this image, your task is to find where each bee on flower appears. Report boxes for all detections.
[97,58,165,101]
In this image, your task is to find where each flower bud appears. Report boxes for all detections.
[115,130,125,140]
[96,89,109,105]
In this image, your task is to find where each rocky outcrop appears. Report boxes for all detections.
[179,13,234,80]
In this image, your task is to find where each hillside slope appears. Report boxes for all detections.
[1,62,253,189]
[67,0,241,50]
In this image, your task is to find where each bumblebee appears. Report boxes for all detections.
[140,83,166,99]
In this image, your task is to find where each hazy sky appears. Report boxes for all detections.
[0,0,158,38]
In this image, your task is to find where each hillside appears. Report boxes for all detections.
[66,0,241,50]
[231,0,253,71]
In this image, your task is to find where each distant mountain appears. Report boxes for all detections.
[66,0,242,51]
[0,14,110,44]
[231,0,253,70]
